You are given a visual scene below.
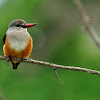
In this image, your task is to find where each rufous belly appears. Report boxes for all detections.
[3,36,33,59]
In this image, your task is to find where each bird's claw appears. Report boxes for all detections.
[7,56,12,66]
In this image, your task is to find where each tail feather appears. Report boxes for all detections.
[11,62,20,70]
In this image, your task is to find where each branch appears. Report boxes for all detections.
[74,0,100,48]
[0,56,100,75]
[53,68,64,86]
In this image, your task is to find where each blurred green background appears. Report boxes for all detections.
[0,0,100,100]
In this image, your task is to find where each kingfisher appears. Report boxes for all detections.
[3,19,38,70]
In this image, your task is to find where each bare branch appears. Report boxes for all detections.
[53,68,64,86]
[0,56,100,75]
[74,0,100,48]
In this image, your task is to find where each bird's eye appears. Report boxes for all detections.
[16,24,20,27]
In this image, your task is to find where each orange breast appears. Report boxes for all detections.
[3,35,33,59]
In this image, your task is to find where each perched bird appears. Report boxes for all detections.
[3,19,37,70]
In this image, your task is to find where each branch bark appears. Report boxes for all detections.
[74,0,100,48]
[0,56,100,75]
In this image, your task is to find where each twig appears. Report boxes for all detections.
[0,56,100,75]
[53,68,64,86]
[74,0,100,48]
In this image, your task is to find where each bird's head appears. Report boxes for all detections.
[8,19,38,29]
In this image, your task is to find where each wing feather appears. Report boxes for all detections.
[3,34,6,44]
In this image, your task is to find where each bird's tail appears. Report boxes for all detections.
[11,62,20,70]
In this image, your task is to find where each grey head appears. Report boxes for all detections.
[8,19,38,28]
[8,19,26,28]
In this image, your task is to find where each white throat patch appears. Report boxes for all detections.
[6,27,30,51]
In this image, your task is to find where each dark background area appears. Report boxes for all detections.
[0,0,100,100]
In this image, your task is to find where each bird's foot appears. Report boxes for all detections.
[7,56,12,66]
[20,58,27,61]
[27,58,31,60]
[20,58,30,61]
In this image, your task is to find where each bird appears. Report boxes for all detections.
[3,19,38,70]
